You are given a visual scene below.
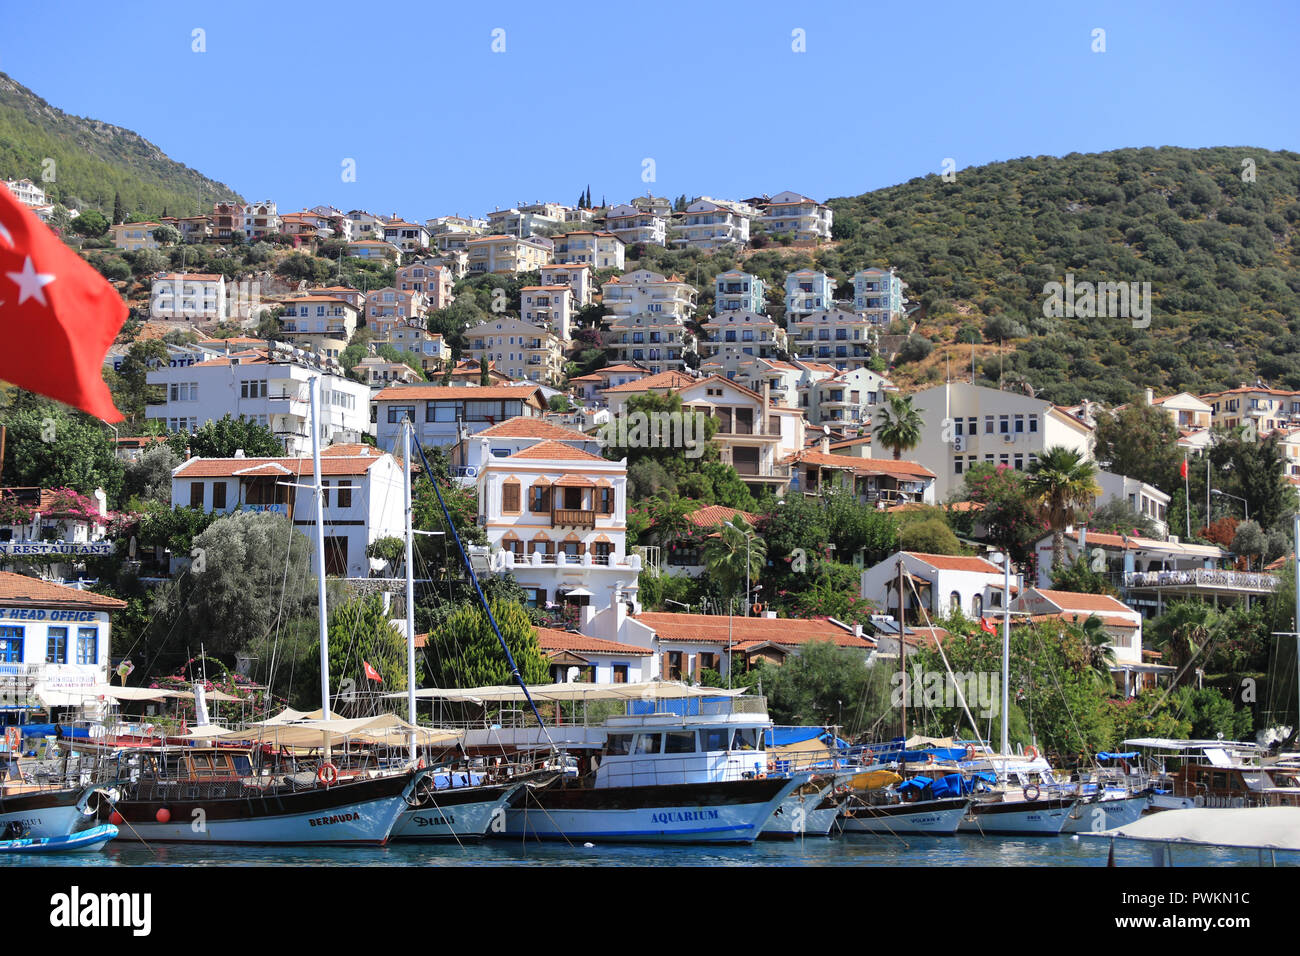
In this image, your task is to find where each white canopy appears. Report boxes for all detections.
[387,680,748,704]
[187,713,461,749]
[1089,807,1300,851]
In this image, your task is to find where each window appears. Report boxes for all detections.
[612,664,629,684]
[604,734,634,756]
[950,591,962,613]
[76,627,97,665]
[999,415,1009,434]
[212,482,227,509]
[46,627,68,664]
[240,380,267,399]
[700,728,729,751]
[337,483,352,509]
[1029,417,1038,434]
[388,405,416,424]
[0,626,23,663]
[730,728,759,751]
[985,416,994,434]
[1014,415,1025,433]
[502,481,521,513]
[189,483,204,508]
[530,486,551,513]
[664,731,696,754]
[633,733,662,755]
[598,487,614,514]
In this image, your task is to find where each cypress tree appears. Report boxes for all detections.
[112,191,124,225]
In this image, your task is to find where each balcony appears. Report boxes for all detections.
[552,508,595,528]
[1124,569,1279,595]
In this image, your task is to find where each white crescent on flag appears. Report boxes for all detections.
[0,219,12,248]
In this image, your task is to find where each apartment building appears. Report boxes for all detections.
[714,270,767,314]
[520,285,576,340]
[365,287,428,337]
[1199,385,1300,432]
[604,204,667,246]
[697,356,805,408]
[787,308,879,371]
[803,367,897,426]
[382,219,431,253]
[539,263,593,307]
[486,205,564,237]
[784,270,836,318]
[466,234,552,274]
[676,199,750,249]
[698,311,785,363]
[346,239,403,261]
[2,178,47,209]
[149,272,227,321]
[212,201,279,241]
[551,231,624,269]
[677,375,806,494]
[380,324,450,374]
[602,270,697,374]
[352,357,422,388]
[908,382,1096,502]
[159,215,214,243]
[852,267,907,324]
[758,191,833,241]
[396,261,454,311]
[346,210,387,240]
[110,222,161,251]
[146,348,372,454]
[861,552,1015,623]
[371,382,546,450]
[463,318,565,385]
[170,446,403,579]
[279,295,360,361]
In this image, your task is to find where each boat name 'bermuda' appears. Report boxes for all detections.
[308,812,360,827]
[650,809,720,824]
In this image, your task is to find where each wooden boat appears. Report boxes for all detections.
[0,822,118,854]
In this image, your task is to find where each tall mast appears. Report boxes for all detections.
[1001,552,1011,763]
[404,419,418,762]
[310,376,332,754]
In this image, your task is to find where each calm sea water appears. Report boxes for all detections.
[3,834,1294,867]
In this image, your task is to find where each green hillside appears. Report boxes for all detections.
[0,72,242,220]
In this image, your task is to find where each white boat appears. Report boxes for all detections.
[1058,791,1151,832]
[0,781,113,841]
[760,776,848,839]
[1084,806,1300,865]
[502,692,809,845]
[840,796,972,835]
[390,773,523,842]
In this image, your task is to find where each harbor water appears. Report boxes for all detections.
[2,833,1293,867]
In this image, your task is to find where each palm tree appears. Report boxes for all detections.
[1024,446,1101,568]
[1075,614,1118,690]
[702,516,766,606]
[873,394,923,460]
[1150,601,1218,688]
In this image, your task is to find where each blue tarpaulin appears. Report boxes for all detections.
[18,724,90,739]
[1097,752,1139,761]
[765,727,851,750]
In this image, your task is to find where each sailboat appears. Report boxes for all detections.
[387,417,524,843]
[99,376,429,845]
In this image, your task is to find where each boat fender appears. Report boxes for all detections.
[1024,746,1039,761]
[1023,784,1040,802]
[317,762,339,787]
[155,808,171,823]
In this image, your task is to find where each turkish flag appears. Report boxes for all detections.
[362,660,383,683]
[0,188,127,421]
[979,617,998,634]
[1180,457,1188,479]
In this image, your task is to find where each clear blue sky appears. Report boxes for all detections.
[3,0,1296,219]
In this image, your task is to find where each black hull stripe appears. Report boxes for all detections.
[524,779,789,812]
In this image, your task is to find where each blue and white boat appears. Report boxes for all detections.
[0,822,117,854]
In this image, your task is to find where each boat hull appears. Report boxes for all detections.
[760,787,844,839]
[390,783,521,842]
[0,786,105,840]
[840,797,971,835]
[1059,793,1151,833]
[0,823,118,854]
[960,796,1079,835]
[501,776,805,845]
[103,773,418,846]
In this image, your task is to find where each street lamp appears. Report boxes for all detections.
[1210,489,1249,522]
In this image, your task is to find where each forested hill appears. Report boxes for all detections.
[827,146,1300,404]
[0,73,242,219]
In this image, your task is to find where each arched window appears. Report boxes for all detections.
[971,594,984,618]
[949,591,962,614]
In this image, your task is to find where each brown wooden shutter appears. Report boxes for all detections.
[502,482,520,513]
[693,654,701,682]
[661,652,671,680]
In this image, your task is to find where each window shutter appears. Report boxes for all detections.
[661,652,672,680]
[502,482,520,513]
[693,654,701,681]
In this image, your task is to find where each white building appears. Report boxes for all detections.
[477,439,640,612]
[520,285,576,340]
[908,382,1096,502]
[150,272,227,321]
[145,348,372,455]
[0,572,125,714]
[463,317,564,385]
[852,267,907,325]
[714,270,767,314]
[279,295,360,361]
[698,311,785,364]
[759,191,833,241]
[454,418,603,479]
[3,178,47,209]
[676,199,750,249]
[1095,470,1171,539]
[169,446,404,579]
[538,263,593,307]
[803,367,898,426]
[372,382,546,452]
[787,308,879,371]
[605,204,667,246]
[534,627,652,684]
[861,551,1017,622]
[551,231,624,270]
[784,270,837,318]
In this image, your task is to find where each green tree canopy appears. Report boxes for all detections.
[187,415,284,458]
[426,599,550,688]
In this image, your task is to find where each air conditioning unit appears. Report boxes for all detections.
[953,435,966,453]
[1003,433,1015,444]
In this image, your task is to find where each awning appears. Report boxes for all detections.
[389,680,747,704]
[559,586,593,598]
[189,713,461,748]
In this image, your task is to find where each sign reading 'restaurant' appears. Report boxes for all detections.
[0,542,114,556]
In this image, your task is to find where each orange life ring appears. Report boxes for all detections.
[317,762,339,787]
[965,745,977,761]
[751,603,764,615]
[927,754,936,765]
[767,761,775,772]
[1024,746,1039,761]
[417,757,426,770]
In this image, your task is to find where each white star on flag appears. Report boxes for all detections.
[6,256,56,306]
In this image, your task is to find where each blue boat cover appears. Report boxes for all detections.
[765,727,851,749]
[1097,752,1139,761]
[18,724,90,739]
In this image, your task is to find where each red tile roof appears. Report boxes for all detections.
[535,628,652,656]
[684,505,758,529]
[478,417,592,441]
[784,450,935,479]
[1027,589,1136,615]
[906,552,1002,574]
[0,573,126,610]
[373,383,543,402]
[633,612,869,648]
[173,455,388,478]
[1021,612,1138,630]
[603,371,696,393]
[507,440,607,462]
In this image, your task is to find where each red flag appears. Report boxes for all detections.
[1180,457,1188,479]
[979,617,998,634]
[362,660,382,683]
[0,188,127,421]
